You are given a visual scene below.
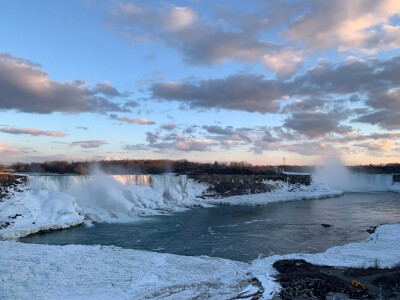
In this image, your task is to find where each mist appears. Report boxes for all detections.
[313,155,393,192]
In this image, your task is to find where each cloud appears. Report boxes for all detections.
[283,141,337,156]
[202,125,254,145]
[202,125,235,136]
[142,129,214,152]
[283,0,400,53]
[151,56,400,135]
[106,0,400,78]
[0,52,129,114]
[160,123,176,131]
[281,99,326,113]
[283,111,353,138]
[93,81,122,97]
[356,139,395,153]
[109,113,155,125]
[262,48,303,77]
[0,127,67,137]
[123,144,150,151]
[174,137,213,152]
[105,2,281,68]
[0,142,19,155]
[124,100,140,108]
[151,74,285,113]
[69,140,108,148]
[354,110,400,130]
[146,132,159,144]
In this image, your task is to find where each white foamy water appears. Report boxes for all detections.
[26,173,208,222]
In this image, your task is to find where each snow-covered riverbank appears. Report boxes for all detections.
[206,182,343,206]
[0,178,342,240]
[1,222,400,299]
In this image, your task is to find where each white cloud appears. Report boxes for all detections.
[161,7,197,32]
[263,49,303,77]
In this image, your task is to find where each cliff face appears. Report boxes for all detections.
[394,174,400,183]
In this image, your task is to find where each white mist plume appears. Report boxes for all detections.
[313,155,353,191]
[313,155,393,192]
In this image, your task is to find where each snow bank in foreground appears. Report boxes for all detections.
[1,222,399,299]
[0,190,84,240]
[0,241,251,300]
[206,182,343,206]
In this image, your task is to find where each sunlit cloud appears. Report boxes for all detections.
[0,127,67,137]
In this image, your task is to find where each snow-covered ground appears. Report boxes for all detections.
[0,241,252,300]
[1,222,400,299]
[0,189,84,240]
[206,182,343,206]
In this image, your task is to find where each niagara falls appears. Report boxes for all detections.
[2,0,400,299]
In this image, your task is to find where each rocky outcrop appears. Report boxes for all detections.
[273,259,400,300]
[0,173,27,201]
[190,174,310,198]
[394,174,400,183]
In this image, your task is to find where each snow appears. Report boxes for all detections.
[1,222,400,299]
[0,189,84,240]
[206,182,343,206]
[0,241,251,300]
[1,174,400,299]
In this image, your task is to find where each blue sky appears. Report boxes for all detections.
[0,0,400,165]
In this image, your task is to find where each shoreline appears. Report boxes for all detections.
[1,222,399,299]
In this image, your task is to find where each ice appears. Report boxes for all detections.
[0,241,251,300]
[0,189,84,240]
[27,173,209,222]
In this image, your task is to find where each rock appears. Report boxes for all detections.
[322,223,332,228]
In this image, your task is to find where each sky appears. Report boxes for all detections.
[0,0,400,166]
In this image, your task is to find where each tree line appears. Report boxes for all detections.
[1,160,399,175]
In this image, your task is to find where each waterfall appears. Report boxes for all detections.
[110,175,152,187]
[26,173,207,222]
[28,174,188,192]
[346,174,394,192]
[350,174,393,187]
[27,175,91,191]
